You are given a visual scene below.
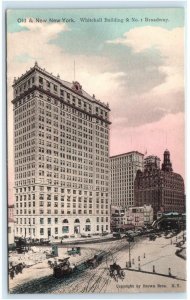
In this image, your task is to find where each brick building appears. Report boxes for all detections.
[134,150,185,219]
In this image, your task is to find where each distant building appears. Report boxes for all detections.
[110,206,126,230]
[144,155,161,170]
[110,204,153,230]
[134,150,185,219]
[126,206,144,228]
[126,205,153,228]
[142,204,154,225]
[110,151,144,208]
[8,204,14,219]
[8,218,15,246]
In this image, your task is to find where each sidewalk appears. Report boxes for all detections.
[107,234,186,293]
[53,233,114,245]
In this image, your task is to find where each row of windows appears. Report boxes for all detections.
[16,217,110,225]
[16,209,109,215]
[15,186,101,195]
[111,155,143,163]
[39,92,108,124]
[15,185,108,197]
[15,110,36,123]
[14,93,35,110]
[15,91,109,128]
[15,178,109,190]
[15,224,109,236]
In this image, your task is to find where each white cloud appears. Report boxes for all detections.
[107,26,184,95]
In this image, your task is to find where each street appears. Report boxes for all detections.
[9,233,186,294]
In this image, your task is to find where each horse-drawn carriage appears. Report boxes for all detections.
[109,262,125,281]
[9,262,25,279]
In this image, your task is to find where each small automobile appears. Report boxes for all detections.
[112,232,125,239]
[67,247,81,256]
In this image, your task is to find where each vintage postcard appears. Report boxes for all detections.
[7,8,186,294]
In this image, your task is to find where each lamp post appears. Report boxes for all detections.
[24,227,27,254]
[29,219,32,250]
[128,240,132,267]
[126,218,134,268]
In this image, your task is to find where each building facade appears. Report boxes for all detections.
[134,150,185,219]
[8,218,15,246]
[125,207,144,228]
[110,206,126,231]
[126,205,153,227]
[110,204,153,230]
[110,152,144,208]
[12,63,111,238]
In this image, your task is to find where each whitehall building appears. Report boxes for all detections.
[12,62,111,239]
[110,151,144,208]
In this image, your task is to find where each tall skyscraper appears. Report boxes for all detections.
[110,151,144,208]
[12,63,111,238]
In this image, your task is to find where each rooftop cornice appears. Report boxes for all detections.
[12,85,111,125]
[12,63,110,111]
[110,151,144,159]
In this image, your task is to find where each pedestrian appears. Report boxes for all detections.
[15,266,19,275]
[10,269,14,279]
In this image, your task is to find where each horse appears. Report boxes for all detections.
[109,263,125,281]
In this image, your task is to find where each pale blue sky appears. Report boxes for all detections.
[7,9,184,56]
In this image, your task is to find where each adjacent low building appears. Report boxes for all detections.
[125,205,153,228]
[110,206,126,231]
[111,204,153,231]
